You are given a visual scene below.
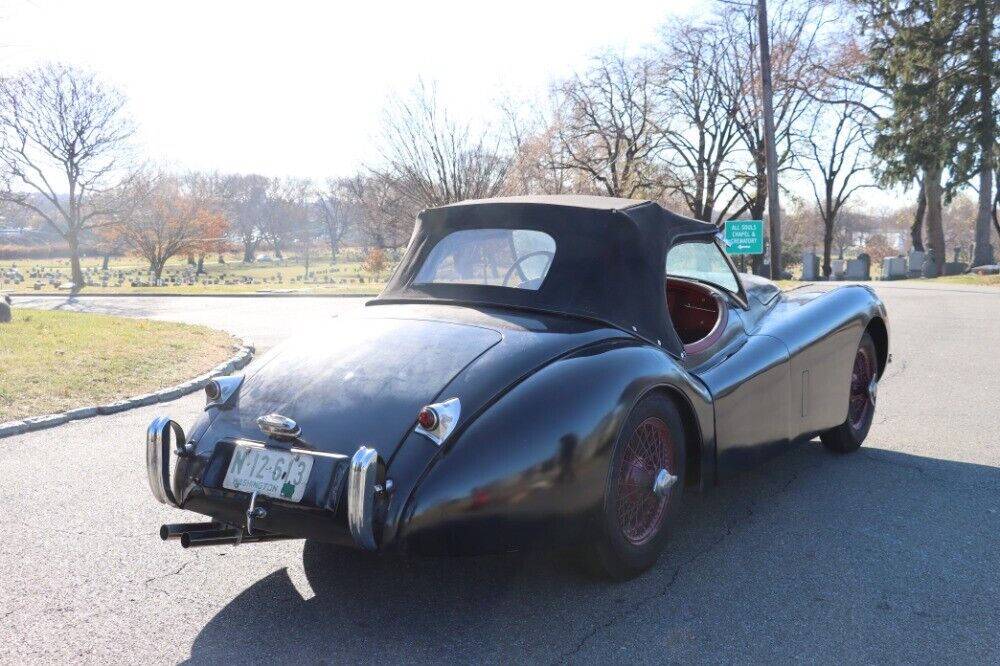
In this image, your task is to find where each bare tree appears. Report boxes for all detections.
[314,178,358,262]
[499,99,574,195]
[217,173,268,262]
[656,21,743,221]
[552,53,670,198]
[259,177,310,259]
[376,80,510,211]
[343,172,409,250]
[0,63,136,287]
[716,2,828,228]
[799,83,873,277]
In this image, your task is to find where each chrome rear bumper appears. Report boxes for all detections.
[146,416,387,551]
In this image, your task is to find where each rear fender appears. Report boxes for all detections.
[392,340,714,556]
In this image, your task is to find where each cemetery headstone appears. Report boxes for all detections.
[801,253,820,281]
[845,259,868,280]
[921,250,939,278]
[881,256,907,280]
[943,262,967,276]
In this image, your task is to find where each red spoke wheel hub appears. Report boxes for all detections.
[615,416,675,546]
[848,346,875,430]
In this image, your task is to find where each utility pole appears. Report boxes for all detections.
[757,0,782,279]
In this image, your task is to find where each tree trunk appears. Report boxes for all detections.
[186,253,196,266]
[972,0,995,267]
[911,180,926,252]
[822,219,834,278]
[66,233,85,289]
[101,253,110,271]
[303,229,311,278]
[152,259,165,280]
[975,164,994,266]
[328,232,339,265]
[196,255,205,274]
[923,166,946,277]
[243,241,255,263]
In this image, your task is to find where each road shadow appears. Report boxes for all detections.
[17,295,158,319]
[183,443,1000,664]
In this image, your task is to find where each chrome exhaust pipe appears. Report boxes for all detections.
[159,522,221,541]
[179,527,298,548]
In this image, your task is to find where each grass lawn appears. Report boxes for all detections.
[1,250,392,295]
[931,274,1000,288]
[0,309,238,422]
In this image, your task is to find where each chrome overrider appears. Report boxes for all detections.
[146,415,390,551]
[348,446,382,550]
[146,416,188,507]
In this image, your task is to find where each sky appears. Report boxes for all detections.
[0,0,707,181]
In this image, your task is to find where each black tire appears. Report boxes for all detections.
[584,393,686,580]
[821,331,878,453]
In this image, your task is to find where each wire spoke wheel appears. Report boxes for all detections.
[615,416,675,546]
[848,346,874,430]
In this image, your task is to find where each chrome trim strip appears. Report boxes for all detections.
[146,416,183,507]
[225,438,349,460]
[415,397,461,446]
[348,446,379,550]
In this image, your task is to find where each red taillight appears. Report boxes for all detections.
[417,406,439,430]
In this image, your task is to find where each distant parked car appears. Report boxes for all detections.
[147,195,890,579]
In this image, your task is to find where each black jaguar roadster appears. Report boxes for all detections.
[147,195,889,579]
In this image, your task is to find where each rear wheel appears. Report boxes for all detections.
[821,331,878,453]
[585,394,686,580]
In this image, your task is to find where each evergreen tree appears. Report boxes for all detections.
[853,0,969,275]
[950,0,998,266]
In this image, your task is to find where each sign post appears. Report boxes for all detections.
[724,220,764,256]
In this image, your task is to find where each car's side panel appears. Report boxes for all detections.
[699,284,888,477]
[391,341,714,556]
[752,285,886,436]
[696,334,792,475]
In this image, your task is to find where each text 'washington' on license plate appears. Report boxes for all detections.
[223,445,313,503]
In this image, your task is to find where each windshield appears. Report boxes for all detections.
[414,228,556,290]
[666,241,740,293]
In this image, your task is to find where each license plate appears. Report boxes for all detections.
[223,445,314,503]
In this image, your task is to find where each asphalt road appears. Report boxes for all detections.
[2,284,999,664]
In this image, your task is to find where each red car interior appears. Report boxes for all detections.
[665,278,729,354]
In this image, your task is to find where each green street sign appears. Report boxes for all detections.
[724,220,764,255]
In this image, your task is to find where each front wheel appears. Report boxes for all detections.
[821,331,879,453]
[585,394,686,580]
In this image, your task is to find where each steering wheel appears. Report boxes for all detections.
[502,251,555,288]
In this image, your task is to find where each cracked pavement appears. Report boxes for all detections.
[2,283,999,664]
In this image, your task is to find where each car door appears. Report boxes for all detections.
[666,240,793,477]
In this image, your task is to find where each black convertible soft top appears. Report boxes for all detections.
[373,195,718,356]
